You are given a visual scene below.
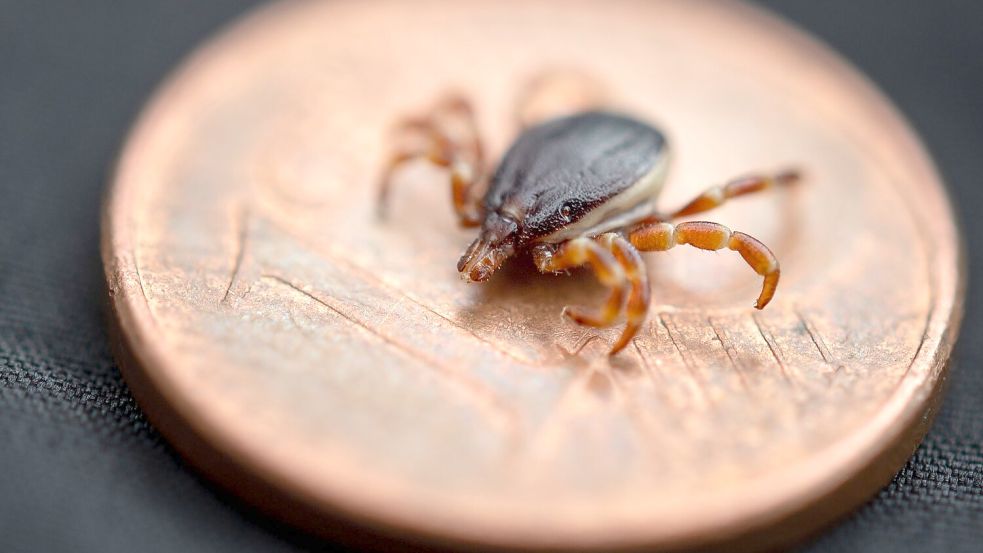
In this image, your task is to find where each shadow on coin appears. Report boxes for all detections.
[449,252,653,374]
[455,250,606,316]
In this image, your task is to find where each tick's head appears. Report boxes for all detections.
[457,212,518,283]
[515,193,599,241]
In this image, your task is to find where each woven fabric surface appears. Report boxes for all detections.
[1,1,980,552]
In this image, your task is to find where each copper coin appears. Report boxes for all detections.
[102,0,965,550]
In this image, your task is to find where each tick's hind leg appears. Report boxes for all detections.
[514,68,608,129]
[629,221,780,309]
[377,94,485,227]
[534,234,651,355]
[666,170,801,220]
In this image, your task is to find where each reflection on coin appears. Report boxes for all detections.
[102,0,964,550]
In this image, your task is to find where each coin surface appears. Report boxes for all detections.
[102,0,965,550]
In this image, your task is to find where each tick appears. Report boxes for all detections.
[377,84,799,355]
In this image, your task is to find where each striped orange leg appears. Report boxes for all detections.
[605,234,651,354]
[629,221,780,309]
[534,234,650,355]
[534,235,628,328]
[668,170,801,219]
[377,94,485,227]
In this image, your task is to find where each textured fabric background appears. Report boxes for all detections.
[1,1,980,552]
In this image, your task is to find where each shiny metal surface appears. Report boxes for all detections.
[102,0,964,550]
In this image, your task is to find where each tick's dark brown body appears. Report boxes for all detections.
[485,111,666,245]
[378,85,798,354]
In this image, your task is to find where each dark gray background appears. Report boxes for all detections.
[1,1,980,552]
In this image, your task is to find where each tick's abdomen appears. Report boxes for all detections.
[484,111,669,242]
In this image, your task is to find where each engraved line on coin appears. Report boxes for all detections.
[259,210,538,365]
[657,312,710,404]
[261,273,522,446]
[351,267,536,366]
[892,299,934,391]
[570,333,599,357]
[796,309,833,364]
[552,333,597,364]
[633,331,707,411]
[708,316,751,393]
[637,319,711,409]
[229,207,535,370]
[221,205,251,304]
[129,248,159,328]
[133,251,151,305]
[752,312,792,384]
[632,338,664,383]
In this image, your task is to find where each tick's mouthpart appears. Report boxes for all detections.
[457,213,518,282]
[457,238,512,282]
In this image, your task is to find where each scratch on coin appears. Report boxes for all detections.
[554,331,597,359]
[419,297,531,363]
[221,209,519,361]
[132,249,157,326]
[896,292,935,387]
[708,316,750,392]
[351,264,532,364]
[222,205,250,304]
[796,309,833,364]
[573,333,598,355]
[262,273,521,447]
[133,251,150,305]
[658,313,710,403]
[632,338,663,383]
[269,220,533,365]
[752,313,791,383]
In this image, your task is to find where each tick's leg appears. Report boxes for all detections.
[629,221,780,309]
[377,95,485,227]
[514,68,608,129]
[605,234,651,355]
[534,235,650,355]
[377,119,447,212]
[667,170,801,219]
[533,237,629,329]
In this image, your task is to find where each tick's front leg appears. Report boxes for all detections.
[663,170,801,220]
[377,94,486,227]
[534,234,651,355]
[629,221,780,309]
